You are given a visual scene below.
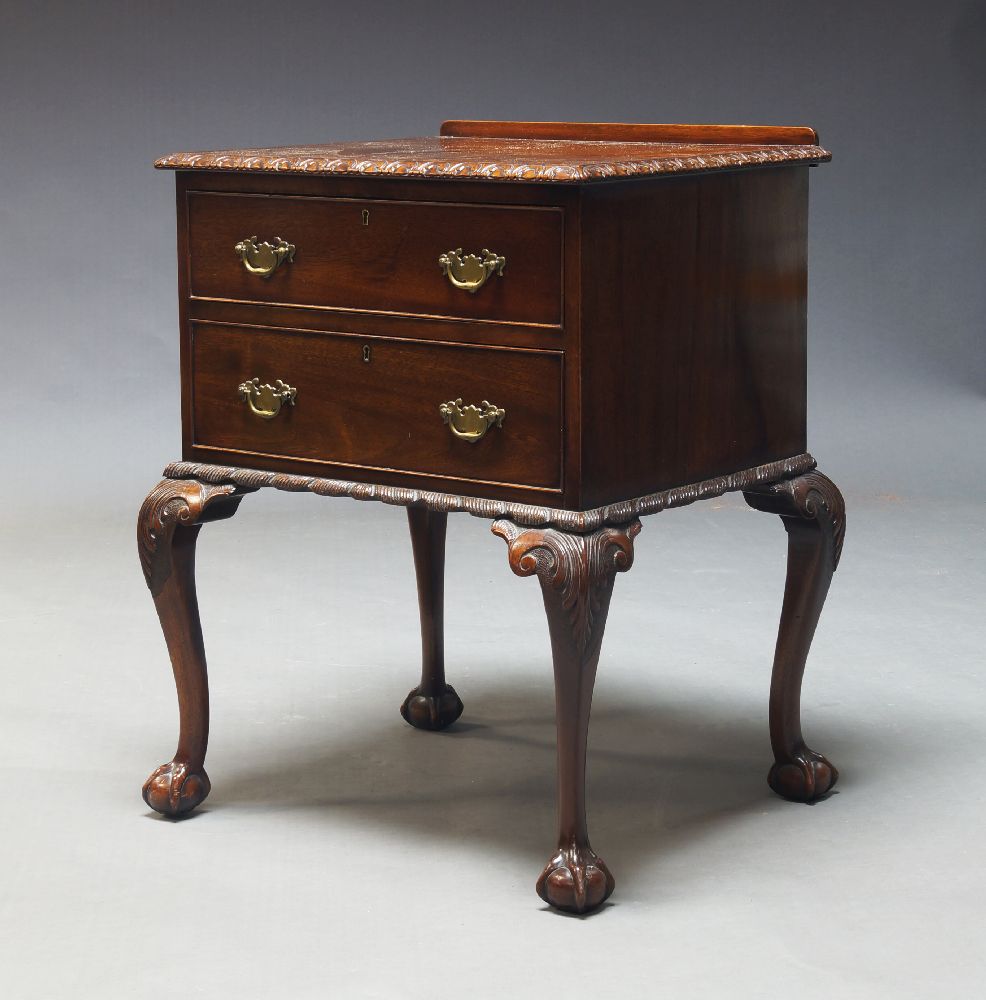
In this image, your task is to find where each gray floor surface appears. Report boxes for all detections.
[1,489,983,998]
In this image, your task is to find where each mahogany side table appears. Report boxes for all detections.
[139,120,845,914]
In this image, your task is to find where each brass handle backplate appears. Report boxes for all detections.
[439,398,505,443]
[238,378,297,419]
[234,236,295,278]
[438,248,505,293]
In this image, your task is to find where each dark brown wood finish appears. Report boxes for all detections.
[173,163,812,512]
[141,121,842,915]
[138,478,252,816]
[493,518,641,913]
[175,167,575,204]
[744,471,844,801]
[187,297,558,350]
[156,129,829,183]
[174,171,584,509]
[164,453,817,532]
[578,167,809,508]
[401,508,463,730]
[189,321,564,493]
[441,119,820,145]
[187,191,563,326]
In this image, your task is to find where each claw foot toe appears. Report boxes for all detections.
[400,684,463,731]
[769,747,838,803]
[536,845,615,914]
[142,761,211,816]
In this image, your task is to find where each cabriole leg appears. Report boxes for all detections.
[138,478,251,816]
[401,507,463,731]
[493,518,641,914]
[744,471,846,802]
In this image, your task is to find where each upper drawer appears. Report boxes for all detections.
[186,192,563,327]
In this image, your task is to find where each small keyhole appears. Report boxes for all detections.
[362,344,371,363]
[361,209,370,226]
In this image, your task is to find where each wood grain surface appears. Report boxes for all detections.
[157,134,829,182]
[187,191,563,326]
[189,321,564,492]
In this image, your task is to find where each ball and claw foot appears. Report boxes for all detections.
[142,760,211,816]
[536,844,615,914]
[400,684,464,731]
[769,746,839,803]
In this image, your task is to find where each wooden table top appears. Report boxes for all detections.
[155,127,830,183]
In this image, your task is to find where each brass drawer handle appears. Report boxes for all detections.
[238,378,297,419]
[438,248,505,293]
[439,398,505,443]
[234,236,295,278]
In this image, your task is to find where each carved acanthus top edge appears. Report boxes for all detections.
[162,454,816,532]
[154,141,830,183]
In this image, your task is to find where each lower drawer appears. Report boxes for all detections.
[189,322,563,491]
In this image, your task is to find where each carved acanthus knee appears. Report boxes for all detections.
[492,518,640,913]
[744,470,845,567]
[492,520,641,653]
[138,478,250,595]
[138,477,252,817]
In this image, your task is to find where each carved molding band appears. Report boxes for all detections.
[163,454,815,532]
[744,471,846,569]
[155,142,831,183]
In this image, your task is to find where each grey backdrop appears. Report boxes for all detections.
[2,4,985,998]
[1,0,983,514]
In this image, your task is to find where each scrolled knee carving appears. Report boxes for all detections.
[744,471,846,568]
[138,478,251,595]
[493,519,640,914]
[492,519,641,656]
[744,468,845,804]
[138,476,254,820]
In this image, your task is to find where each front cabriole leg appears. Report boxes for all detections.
[744,471,846,803]
[493,518,641,914]
[138,477,252,816]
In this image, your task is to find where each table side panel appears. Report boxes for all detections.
[578,167,809,508]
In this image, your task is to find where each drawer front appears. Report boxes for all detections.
[190,323,563,491]
[187,192,563,327]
